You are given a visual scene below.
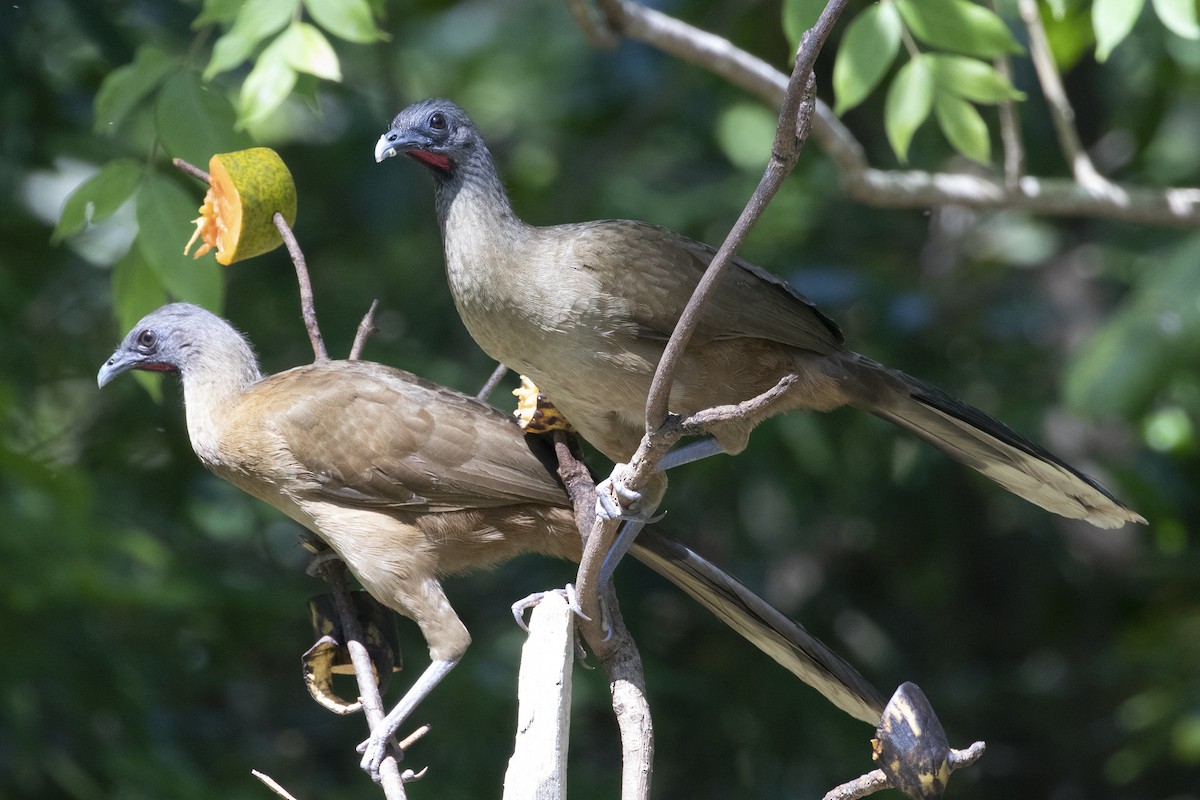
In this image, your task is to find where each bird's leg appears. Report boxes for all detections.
[358,657,459,782]
[658,436,728,470]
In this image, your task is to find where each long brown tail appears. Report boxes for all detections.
[839,355,1144,529]
[630,529,886,725]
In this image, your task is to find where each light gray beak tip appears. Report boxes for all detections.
[375,133,398,163]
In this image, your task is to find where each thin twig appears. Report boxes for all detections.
[273,213,328,362]
[1017,0,1108,191]
[311,554,412,800]
[251,770,302,800]
[987,0,1025,192]
[821,741,986,800]
[172,157,210,184]
[350,300,381,360]
[476,362,511,402]
[590,0,1200,227]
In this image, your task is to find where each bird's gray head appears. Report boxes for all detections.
[97,302,256,389]
[375,99,480,175]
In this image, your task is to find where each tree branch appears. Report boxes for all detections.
[274,212,329,362]
[587,0,1200,227]
[550,433,653,800]
[350,300,381,360]
[309,551,417,799]
[821,741,986,800]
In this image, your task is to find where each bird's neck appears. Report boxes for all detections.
[179,340,263,468]
[434,143,525,240]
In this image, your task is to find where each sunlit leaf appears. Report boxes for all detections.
[238,38,298,127]
[1152,0,1200,39]
[926,53,1025,103]
[1045,0,1068,19]
[782,0,828,49]
[896,0,1023,57]
[136,172,225,311]
[303,0,387,44]
[833,3,904,114]
[934,92,990,163]
[885,57,935,162]
[94,46,176,135]
[203,0,298,79]
[1094,0,1145,60]
[283,22,342,81]
[53,159,143,244]
[154,72,252,168]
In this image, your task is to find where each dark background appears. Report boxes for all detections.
[2,1,1198,798]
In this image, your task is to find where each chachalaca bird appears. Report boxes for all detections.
[375,98,1144,535]
[98,302,888,780]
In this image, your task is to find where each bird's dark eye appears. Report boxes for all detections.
[428,111,447,131]
[137,329,157,350]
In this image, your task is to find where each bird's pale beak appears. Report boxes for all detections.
[375,129,405,163]
[97,349,141,388]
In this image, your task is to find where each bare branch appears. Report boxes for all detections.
[476,362,511,402]
[274,213,329,362]
[644,0,843,431]
[1017,0,1108,190]
[589,0,1200,227]
[986,0,1025,192]
[349,300,381,360]
[821,742,986,800]
[310,553,412,800]
[252,769,301,800]
[551,434,653,800]
[172,157,210,184]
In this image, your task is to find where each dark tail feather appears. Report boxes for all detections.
[630,529,886,725]
[843,357,1144,529]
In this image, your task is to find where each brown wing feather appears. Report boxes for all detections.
[233,360,570,512]
[562,220,843,352]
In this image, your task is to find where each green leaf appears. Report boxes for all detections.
[1066,236,1200,417]
[303,0,387,43]
[934,92,990,163]
[782,0,827,49]
[52,159,143,244]
[1152,0,1200,39]
[715,102,777,170]
[926,53,1025,103]
[203,0,298,80]
[1094,0,1145,60]
[1045,0,1068,19]
[155,72,253,168]
[192,0,245,27]
[94,46,176,135]
[895,0,1023,57]
[238,37,299,127]
[283,21,342,81]
[885,58,935,162]
[833,3,904,114]
[135,172,225,311]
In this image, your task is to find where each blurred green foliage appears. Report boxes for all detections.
[2,0,1199,798]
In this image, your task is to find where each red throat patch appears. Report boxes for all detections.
[408,150,451,172]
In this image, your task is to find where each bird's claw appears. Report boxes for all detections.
[357,730,402,783]
[595,468,663,522]
[511,584,590,631]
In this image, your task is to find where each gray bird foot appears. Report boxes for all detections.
[595,466,666,524]
[511,583,590,631]
[357,730,398,783]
